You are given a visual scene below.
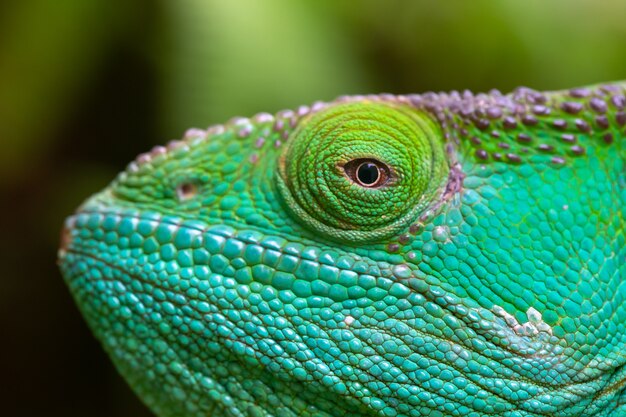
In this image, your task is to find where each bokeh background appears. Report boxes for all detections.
[1,1,624,415]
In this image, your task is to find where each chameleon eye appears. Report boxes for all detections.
[344,158,389,188]
[277,101,449,243]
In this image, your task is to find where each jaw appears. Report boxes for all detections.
[59,193,622,417]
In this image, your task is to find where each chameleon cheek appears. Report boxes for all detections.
[276,101,449,243]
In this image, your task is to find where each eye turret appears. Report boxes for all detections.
[276,101,449,243]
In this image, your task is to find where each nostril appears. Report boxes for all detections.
[176,182,198,201]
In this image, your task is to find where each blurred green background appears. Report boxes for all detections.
[0,1,624,415]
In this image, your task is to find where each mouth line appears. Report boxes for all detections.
[61,245,614,414]
[61,247,523,413]
[59,207,625,414]
[59,210,581,386]
[62,247,491,414]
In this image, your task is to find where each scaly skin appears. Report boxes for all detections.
[58,82,626,416]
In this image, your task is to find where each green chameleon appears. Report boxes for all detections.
[58,82,626,416]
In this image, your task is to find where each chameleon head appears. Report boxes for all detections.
[58,87,626,416]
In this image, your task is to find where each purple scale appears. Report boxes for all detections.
[503,117,517,129]
[522,115,538,126]
[589,97,607,114]
[561,102,583,114]
[595,116,609,129]
[475,149,488,160]
[486,107,502,119]
[610,95,625,109]
[575,119,591,133]
[569,88,590,98]
[506,153,521,163]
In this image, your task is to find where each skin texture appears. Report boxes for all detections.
[58,82,626,416]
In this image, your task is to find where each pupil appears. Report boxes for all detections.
[357,162,379,185]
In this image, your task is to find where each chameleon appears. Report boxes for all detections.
[58,82,626,417]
